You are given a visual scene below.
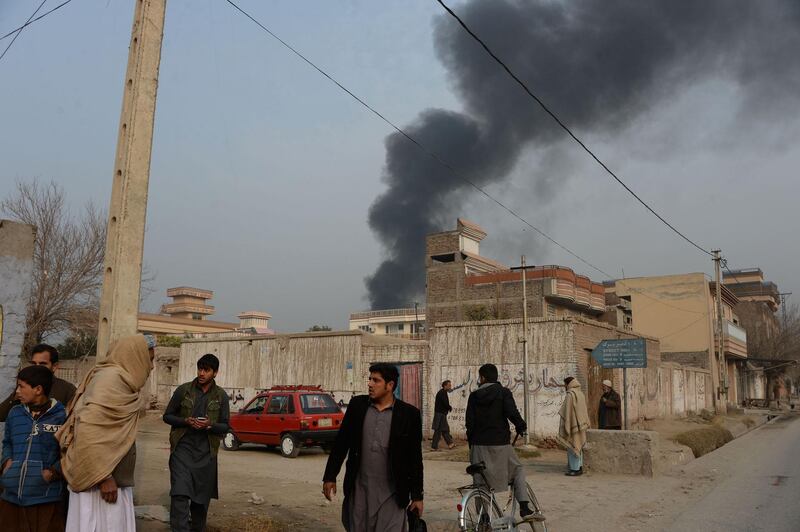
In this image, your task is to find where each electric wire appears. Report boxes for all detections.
[0,0,73,41]
[224,0,613,279]
[224,0,710,316]
[434,0,712,257]
[0,0,49,61]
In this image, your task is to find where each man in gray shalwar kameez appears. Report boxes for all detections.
[465,363,544,523]
[323,363,424,532]
[163,354,230,532]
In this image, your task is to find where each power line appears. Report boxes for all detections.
[434,0,713,258]
[224,0,706,317]
[223,0,611,279]
[0,0,74,42]
[661,314,709,339]
[0,0,49,61]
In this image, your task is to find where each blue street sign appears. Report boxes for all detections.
[592,338,647,368]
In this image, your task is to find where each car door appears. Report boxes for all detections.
[262,394,295,445]
[233,395,268,444]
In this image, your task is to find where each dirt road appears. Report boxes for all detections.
[133,412,791,531]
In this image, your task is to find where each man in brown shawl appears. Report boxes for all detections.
[56,334,155,531]
[557,376,590,476]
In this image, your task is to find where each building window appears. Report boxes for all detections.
[192,313,203,320]
[385,325,389,334]
[398,324,404,331]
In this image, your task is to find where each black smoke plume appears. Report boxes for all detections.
[366,0,800,309]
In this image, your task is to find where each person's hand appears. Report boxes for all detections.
[408,500,424,517]
[99,476,118,504]
[187,417,206,430]
[322,481,337,501]
[1,459,11,474]
[41,469,55,483]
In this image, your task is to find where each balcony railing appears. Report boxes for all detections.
[350,308,425,320]
[725,321,747,343]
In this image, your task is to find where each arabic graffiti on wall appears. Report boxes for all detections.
[442,363,570,438]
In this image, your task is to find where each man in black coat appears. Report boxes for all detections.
[466,364,543,522]
[598,379,622,430]
[431,380,455,450]
[323,363,424,531]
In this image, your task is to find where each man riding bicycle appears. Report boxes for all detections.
[466,364,544,522]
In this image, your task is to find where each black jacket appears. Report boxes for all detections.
[466,382,527,446]
[598,389,622,429]
[323,395,424,507]
[434,388,452,414]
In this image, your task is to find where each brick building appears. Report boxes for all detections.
[425,219,606,329]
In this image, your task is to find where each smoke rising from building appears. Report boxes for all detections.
[366,0,800,310]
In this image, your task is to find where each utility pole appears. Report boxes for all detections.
[520,256,531,444]
[778,292,792,328]
[712,250,727,412]
[96,0,167,359]
[414,301,420,337]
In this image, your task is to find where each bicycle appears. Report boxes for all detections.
[457,435,548,532]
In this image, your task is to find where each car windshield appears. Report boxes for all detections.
[300,394,340,414]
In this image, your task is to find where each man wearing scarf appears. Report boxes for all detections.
[56,334,156,531]
[557,376,590,476]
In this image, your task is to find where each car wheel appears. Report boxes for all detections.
[222,431,240,451]
[321,443,333,454]
[280,433,300,458]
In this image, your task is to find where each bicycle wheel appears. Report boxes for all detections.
[459,489,503,532]
[524,483,548,532]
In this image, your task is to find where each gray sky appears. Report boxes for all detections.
[2,1,798,332]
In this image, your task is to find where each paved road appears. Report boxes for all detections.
[665,414,800,532]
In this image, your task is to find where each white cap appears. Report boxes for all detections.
[602,379,612,388]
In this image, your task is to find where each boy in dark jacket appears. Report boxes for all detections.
[0,365,67,531]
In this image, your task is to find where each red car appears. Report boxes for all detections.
[222,385,344,458]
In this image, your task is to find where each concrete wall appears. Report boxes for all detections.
[428,317,663,438]
[0,221,36,407]
[612,274,714,355]
[178,331,428,412]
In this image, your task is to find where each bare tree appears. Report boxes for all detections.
[1,180,106,354]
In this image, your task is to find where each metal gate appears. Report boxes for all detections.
[394,363,422,410]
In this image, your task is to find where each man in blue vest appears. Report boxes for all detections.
[163,354,230,531]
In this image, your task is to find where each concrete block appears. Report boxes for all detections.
[584,429,659,477]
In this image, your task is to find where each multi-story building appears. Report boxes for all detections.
[605,273,748,409]
[138,287,273,338]
[425,219,606,329]
[723,268,783,403]
[160,286,216,320]
[722,268,781,357]
[349,307,426,338]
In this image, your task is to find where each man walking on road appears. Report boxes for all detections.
[431,380,455,450]
[466,363,542,522]
[598,379,621,430]
[163,354,230,532]
[322,363,424,531]
[0,344,76,422]
[558,376,590,476]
